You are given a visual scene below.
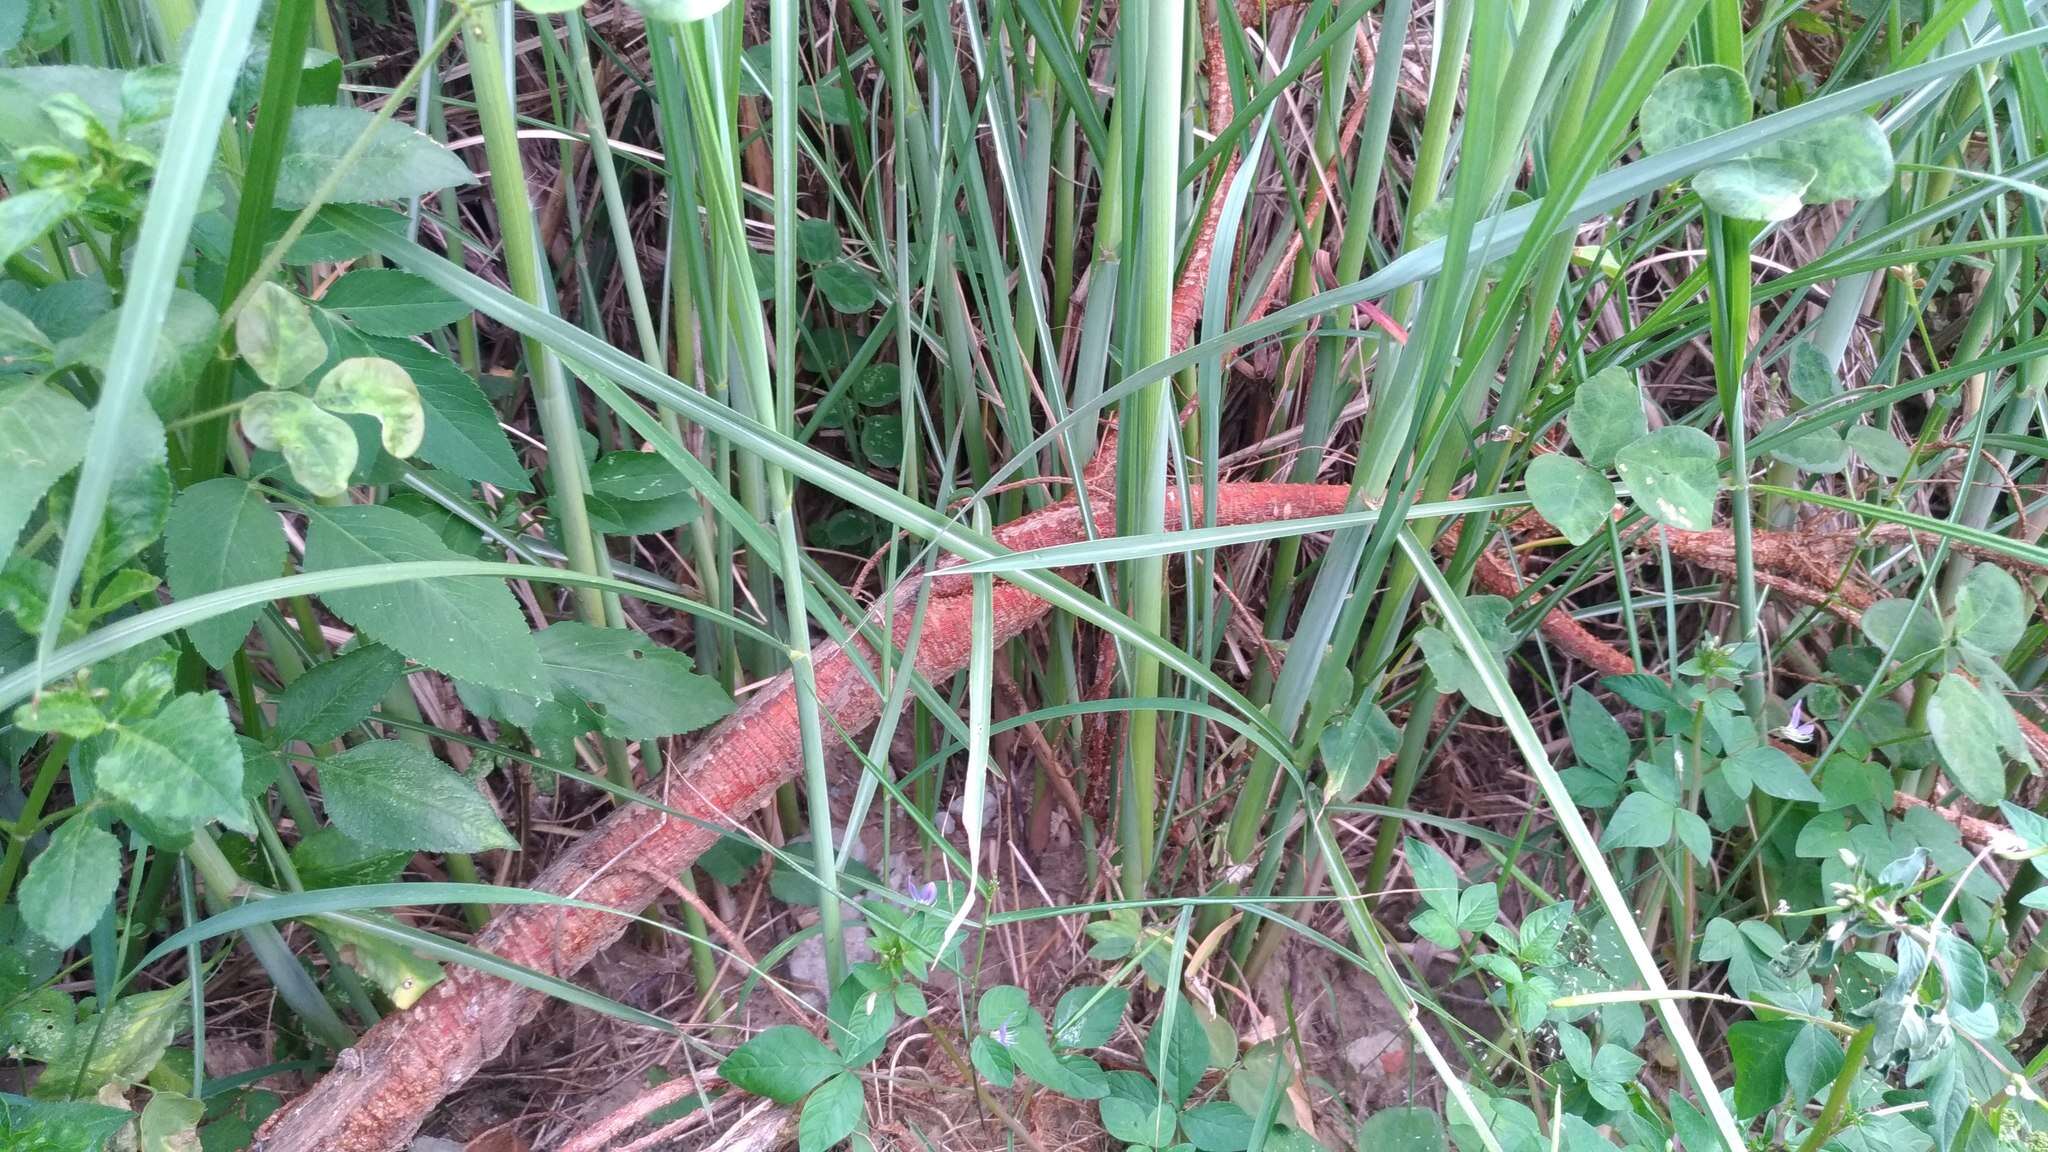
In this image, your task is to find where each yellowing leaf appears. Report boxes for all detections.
[313,356,424,457]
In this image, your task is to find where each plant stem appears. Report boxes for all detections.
[1796,1025,1875,1152]
[0,738,72,903]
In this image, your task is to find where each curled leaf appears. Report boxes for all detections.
[313,356,424,457]
[242,389,358,498]
[236,281,326,390]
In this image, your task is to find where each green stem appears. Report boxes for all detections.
[1795,1025,1875,1152]
[0,738,72,903]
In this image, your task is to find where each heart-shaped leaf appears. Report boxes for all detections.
[1526,453,1616,544]
[1639,64,1750,154]
[1566,367,1646,470]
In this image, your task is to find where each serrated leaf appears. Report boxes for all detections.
[1614,425,1721,531]
[0,186,82,267]
[241,389,357,498]
[164,478,284,669]
[1927,674,2008,805]
[1756,114,1894,202]
[274,105,475,208]
[19,817,120,949]
[719,1026,843,1103]
[1526,453,1615,545]
[1693,156,1816,222]
[236,282,326,390]
[1566,367,1646,470]
[313,356,423,457]
[272,643,408,745]
[317,740,515,852]
[0,379,89,555]
[58,289,219,418]
[97,692,249,834]
[318,268,471,337]
[535,622,734,740]
[303,503,546,693]
[1639,64,1750,154]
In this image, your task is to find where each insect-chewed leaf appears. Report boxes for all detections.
[241,389,358,498]
[236,281,326,390]
[1692,156,1814,222]
[314,356,424,457]
[1638,64,1750,154]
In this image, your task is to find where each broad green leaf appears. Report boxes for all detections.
[96,692,249,834]
[797,1070,864,1152]
[1858,598,1944,664]
[0,297,52,364]
[719,1025,843,1103]
[164,478,284,669]
[1614,426,1720,531]
[970,1035,1015,1087]
[34,985,185,1097]
[303,503,545,693]
[1761,417,1848,474]
[1599,791,1675,850]
[1693,156,1815,222]
[1144,992,1211,1106]
[1053,985,1130,1049]
[1783,1025,1843,1105]
[860,412,905,467]
[274,105,475,208]
[1525,453,1615,545]
[0,67,125,149]
[0,186,81,267]
[795,218,841,263]
[290,827,413,890]
[1786,340,1836,406]
[1565,367,1645,470]
[534,622,733,740]
[1456,883,1499,932]
[1927,674,2008,805]
[317,740,516,853]
[347,329,527,491]
[19,817,120,949]
[313,356,423,457]
[1638,64,1750,154]
[1416,626,1499,716]
[1356,1106,1446,1152]
[13,687,106,739]
[1182,1101,1253,1152]
[1846,424,1910,476]
[138,1089,203,1152]
[0,379,89,554]
[1405,837,1460,917]
[814,260,881,313]
[1100,1096,1178,1147]
[1724,745,1822,802]
[1566,686,1629,775]
[1318,695,1397,802]
[852,362,898,407]
[1726,1019,1801,1118]
[318,268,471,336]
[240,389,357,498]
[627,0,735,22]
[0,1096,130,1150]
[1951,565,2025,657]
[826,975,894,1069]
[1756,114,1894,202]
[235,282,326,390]
[271,643,408,745]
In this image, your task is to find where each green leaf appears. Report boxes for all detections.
[97,692,249,834]
[1692,157,1816,222]
[1144,993,1211,1106]
[1614,426,1721,531]
[317,740,515,853]
[797,1070,865,1152]
[313,356,424,457]
[1456,883,1499,933]
[318,268,471,337]
[1858,598,1944,663]
[58,289,220,418]
[851,362,899,407]
[1762,417,1848,475]
[1599,792,1675,850]
[719,1026,843,1104]
[164,478,284,669]
[826,974,895,1070]
[1525,454,1615,545]
[1755,115,1894,202]
[1318,695,1397,802]
[1786,341,1836,406]
[0,186,82,267]
[304,503,546,693]
[1053,985,1130,1049]
[795,218,841,263]
[290,827,412,890]
[1100,1097,1178,1148]
[316,913,444,1008]
[1846,424,1910,477]
[0,380,90,555]
[814,260,880,313]
[272,643,408,746]
[1565,367,1645,471]
[235,282,326,391]
[35,985,185,1097]
[0,297,52,365]
[0,1096,131,1150]
[1355,1106,1446,1152]
[274,105,475,208]
[1951,565,2025,657]
[534,622,733,740]
[1416,626,1500,716]
[19,817,120,949]
[1638,64,1750,154]
[138,1089,203,1152]
[1405,838,1460,917]
[1727,1019,1801,1118]
[345,330,526,491]
[1783,1025,1843,1106]
[13,687,106,740]
[1927,674,2008,805]
[970,1034,1015,1087]
[240,389,357,498]
[860,412,904,467]
[1726,745,1822,802]
[626,0,735,23]
[514,0,587,11]
[1181,1101,1253,1152]
[1566,687,1630,776]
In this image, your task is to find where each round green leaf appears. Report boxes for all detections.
[1927,674,2009,805]
[1785,340,1837,407]
[1952,564,2026,656]
[797,1070,865,1152]
[1858,598,1944,664]
[1846,424,1910,477]
[1693,156,1815,222]
[1525,453,1616,545]
[313,356,424,457]
[317,740,517,853]
[1566,367,1646,470]
[1761,416,1848,474]
[235,282,325,391]
[1614,426,1721,531]
[852,362,899,407]
[241,389,357,498]
[19,817,121,949]
[814,260,880,313]
[1638,64,1750,155]
[1756,114,1895,202]
[861,412,905,467]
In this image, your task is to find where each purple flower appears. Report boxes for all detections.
[905,878,937,906]
[991,1022,1014,1047]
[1777,699,1818,745]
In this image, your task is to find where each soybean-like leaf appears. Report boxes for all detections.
[95,691,250,835]
[1858,598,1944,664]
[272,643,408,746]
[796,1071,865,1152]
[814,260,881,313]
[318,740,516,853]
[1927,674,2009,805]
[19,816,120,949]
[240,389,357,498]
[719,1026,843,1104]
[1525,453,1615,545]
[1786,341,1837,406]
[313,356,423,457]
[236,281,326,390]
[164,477,284,669]
[1761,417,1848,475]
[1599,792,1675,850]
[291,827,413,890]
[1638,64,1749,154]
[826,975,895,1070]
[1099,1097,1177,1147]
[1614,426,1720,531]
[1566,687,1630,776]
[1180,1101,1253,1152]
[303,503,546,693]
[1318,695,1398,802]
[1052,986,1130,1050]
[137,1090,203,1152]
[0,379,89,554]
[1724,745,1822,803]
[1565,367,1646,470]
[1755,114,1895,202]
[1356,1106,1447,1152]
[1951,565,2025,657]
[1846,424,1910,476]
[274,105,475,208]
[1692,156,1815,222]
[318,268,471,337]
[535,621,734,740]
[1143,991,1211,1106]
[1727,1019,1801,1118]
